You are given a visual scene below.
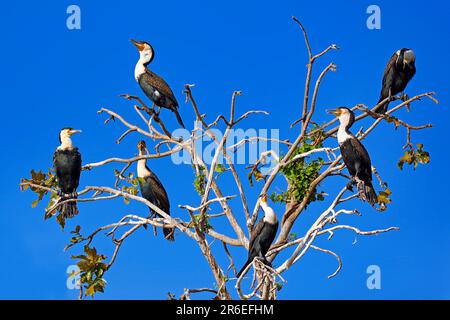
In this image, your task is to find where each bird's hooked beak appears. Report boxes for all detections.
[69,129,82,136]
[327,108,341,117]
[130,39,146,52]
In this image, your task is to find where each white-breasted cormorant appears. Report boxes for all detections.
[376,48,416,113]
[328,108,377,205]
[53,128,82,218]
[130,39,185,128]
[237,195,278,277]
[136,140,174,241]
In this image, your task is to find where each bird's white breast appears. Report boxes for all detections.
[134,62,146,82]
[137,159,150,178]
[337,127,352,144]
[261,202,278,225]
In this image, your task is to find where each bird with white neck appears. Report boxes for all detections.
[237,194,278,277]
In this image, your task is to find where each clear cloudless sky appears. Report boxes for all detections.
[0,0,449,299]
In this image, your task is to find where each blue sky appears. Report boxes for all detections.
[1,0,449,299]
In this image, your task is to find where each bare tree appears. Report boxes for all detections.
[20,17,438,300]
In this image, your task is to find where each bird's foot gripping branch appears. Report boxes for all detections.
[20,16,439,300]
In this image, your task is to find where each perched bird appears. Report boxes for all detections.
[376,48,416,113]
[53,128,82,218]
[237,195,278,278]
[136,140,174,241]
[130,39,185,128]
[328,108,377,205]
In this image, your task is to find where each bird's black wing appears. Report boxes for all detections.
[237,219,264,278]
[340,138,372,182]
[406,63,416,79]
[352,139,372,181]
[138,167,174,241]
[379,53,399,101]
[72,148,82,187]
[249,218,265,251]
[139,70,178,110]
[140,169,170,214]
[397,62,416,92]
[149,171,170,214]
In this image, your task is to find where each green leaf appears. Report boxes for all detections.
[77,260,91,272]
[85,284,96,297]
[398,143,431,170]
[277,139,325,207]
[385,115,401,128]
[84,245,97,259]
[247,171,254,187]
[377,188,392,211]
[193,169,206,196]
[71,254,87,260]
[215,164,227,173]
[21,168,59,214]
[71,244,109,298]
[254,169,264,182]
[56,213,66,230]
[275,282,284,291]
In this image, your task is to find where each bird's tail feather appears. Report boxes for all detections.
[163,226,175,242]
[375,96,388,113]
[358,181,377,206]
[151,211,175,242]
[377,95,384,104]
[236,258,252,278]
[173,108,185,128]
[58,195,79,218]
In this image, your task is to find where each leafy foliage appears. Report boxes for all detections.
[20,169,58,207]
[56,213,66,230]
[72,244,108,298]
[215,164,227,173]
[398,143,430,170]
[114,169,140,204]
[214,163,228,179]
[308,124,327,146]
[384,115,402,129]
[247,165,266,187]
[269,192,285,203]
[20,169,66,228]
[275,282,284,292]
[193,165,207,196]
[272,136,325,207]
[122,184,139,204]
[377,187,392,212]
[64,225,84,251]
[191,212,213,233]
[288,232,298,241]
